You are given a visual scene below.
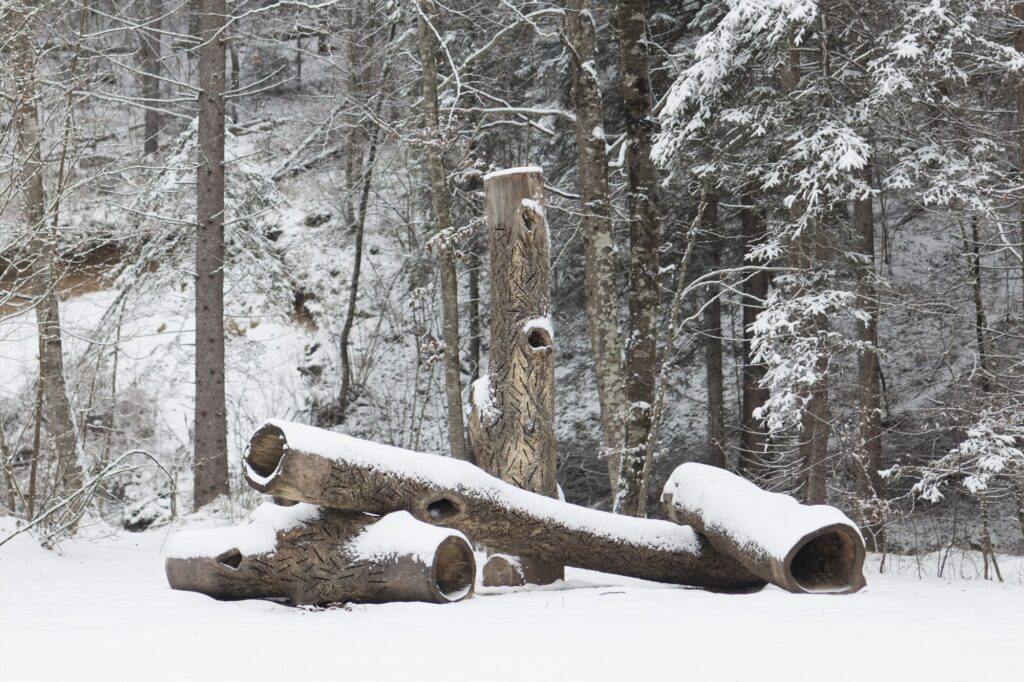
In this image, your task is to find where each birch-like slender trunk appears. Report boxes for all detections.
[193,0,229,508]
[8,5,84,503]
[417,0,467,461]
[613,0,660,516]
[565,0,626,493]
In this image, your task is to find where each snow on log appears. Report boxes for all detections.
[662,463,866,594]
[243,419,764,591]
[165,504,476,605]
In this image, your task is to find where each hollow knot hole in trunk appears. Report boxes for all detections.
[426,495,463,522]
[216,548,242,569]
[525,326,552,351]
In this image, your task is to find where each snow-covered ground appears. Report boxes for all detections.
[2,520,1021,682]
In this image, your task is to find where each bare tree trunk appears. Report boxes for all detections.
[739,193,769,473]
[416,0,468,461]
[193,0,229,509]
[339,130,382,415]
[800,239,830,506]
[853,169,884,550]
[614,0,660,516]
[1015,3,1024,314]
[8,5,84,503]
[469,168,562,585]
[966,217,991,393]
[703,189,726,469]
[565,0,626,493]
[140,0,162,155]
[468,246,482,384]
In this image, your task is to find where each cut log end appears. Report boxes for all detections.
[245,422,288,487]
[783,524,866,594]
[432,536,477,602]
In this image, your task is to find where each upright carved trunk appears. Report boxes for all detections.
[469,168,563,585]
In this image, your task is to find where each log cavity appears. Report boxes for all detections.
[247,424,288,478]
[426,495,463,521]
[434,538,475,601]
[790,529,859,593]
[525,326,551,350]
[216,549,242,569]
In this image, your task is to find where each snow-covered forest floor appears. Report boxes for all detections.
[2,516,1022,682]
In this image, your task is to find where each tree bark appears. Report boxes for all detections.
[468,168,562,585]
[703,190,726,469]
[853,169,884,550]
[193,0,229,509]
[565,0,626,491]
[416,0,468,461]
[663,463,866,594]
[140,0,162,155]
[739,193,769,473]
[166,504,476,605]
[8,4,84,501]
[243,420,764,590]
[613,0,660,517]
[338,130,382,416]
[967,217,990,393]
[1015,3,1024,314]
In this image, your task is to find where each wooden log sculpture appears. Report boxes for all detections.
[662,463,866,594]
[244,419,765,591]
[469,166,562,586]
[165,503,476,605]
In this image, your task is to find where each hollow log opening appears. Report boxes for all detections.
[426,495,462,521]
[433,538,475,601]
[246,424,288,478]
[789,529,858,593]
[526,326,551,350]
[216,549,242,569]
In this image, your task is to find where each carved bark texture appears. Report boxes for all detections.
[244,420,764,590]
[417,0,468,461]
[470,168,562,585]
[166,505,476,605]
[739,194,770,473]
[614,0,660,517]
[194,0,229,508]
[566,0,626,489]
[8,5,84,497]
[663,463,866,594]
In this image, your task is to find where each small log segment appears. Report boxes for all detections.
[469,166,561,586]
[662,463,866,594]
[244,420,764,591]
[165,503,476,605]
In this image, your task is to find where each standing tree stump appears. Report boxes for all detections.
[468,167,563,586]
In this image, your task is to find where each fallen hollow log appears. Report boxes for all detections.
[662,463,866,594]
[243,419,765,591]
[165,503,476,605]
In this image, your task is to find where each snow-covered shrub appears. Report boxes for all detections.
[116,118,294,316]
[912,418,1024,504]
